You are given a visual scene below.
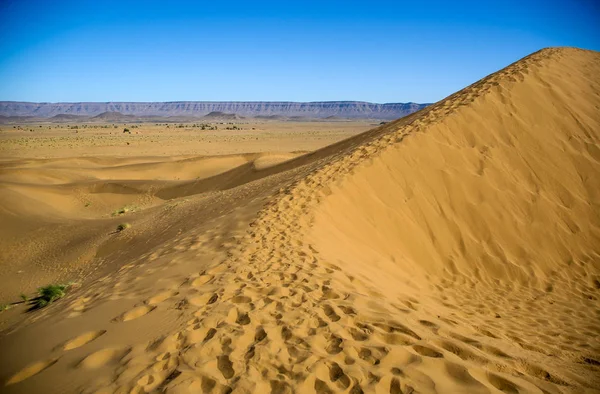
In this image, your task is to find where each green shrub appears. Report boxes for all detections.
[32,284,69,309]
[112,205,136,216]
[116,223,131,232]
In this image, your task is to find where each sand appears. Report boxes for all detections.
[0,122,372,303]
[0,121,374,159]
[0,47,599,393]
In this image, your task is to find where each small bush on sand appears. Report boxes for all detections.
[113,207,128,216]
[112,205,137,216]
[32,284,69,309]
[0,304,11,312]
[20,293,28,302]
[116,223,131,232]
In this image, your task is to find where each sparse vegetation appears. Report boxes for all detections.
[0,282,80,312]
[196,123,217,130]
[112,205,137,216]
[31,284,70,309]
[116,223,131,232]
[114,207,129,215]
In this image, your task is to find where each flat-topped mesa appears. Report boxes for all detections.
[90,111,136,121]
[202,111,244,120]
[0,101,429,119]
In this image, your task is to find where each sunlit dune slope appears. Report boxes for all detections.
[312,46,600,289]
[243,47,600,393]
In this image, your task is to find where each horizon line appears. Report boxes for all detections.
[0,100,430,105]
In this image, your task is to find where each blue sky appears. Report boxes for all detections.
[0,0,598,103]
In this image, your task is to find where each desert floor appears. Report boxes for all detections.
[0,121,375,159]
[0,121,374,303]
[0,48,599,394]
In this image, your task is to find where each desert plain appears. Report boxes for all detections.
[0,47,599,394]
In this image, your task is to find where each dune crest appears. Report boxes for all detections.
[1,47,599,393]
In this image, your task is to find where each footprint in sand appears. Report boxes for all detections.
[5,358,59,385]
[418,320,440,331]
[326,336,344,355]
[63,330,107,351]
[191,275,214,287]
[113,305,156,322]
[67,296,94,318]
[322,304,341,322]
[487,373,521,393]
[231,295,252,304]
[217,355,234,379]
[188,293,218,307]
[137,374,155,387]
[147,290,179,305]
[413,344,444,358]
[79,347,130,369]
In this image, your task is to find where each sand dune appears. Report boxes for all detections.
[0,47,599,394]
[0,152,303,301]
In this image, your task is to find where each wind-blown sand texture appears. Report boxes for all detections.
[0,47,599,393]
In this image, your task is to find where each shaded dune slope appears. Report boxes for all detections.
[1,48,599,394]
[0,152,303,301]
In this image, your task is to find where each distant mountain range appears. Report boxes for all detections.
[0,101,429,122]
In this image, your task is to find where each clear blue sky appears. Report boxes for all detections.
[0,0,598,103]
